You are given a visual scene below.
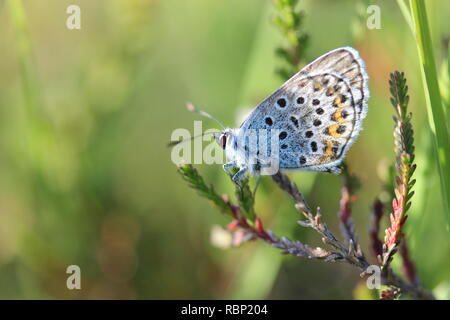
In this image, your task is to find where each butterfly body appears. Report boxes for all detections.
[217,47,369,182]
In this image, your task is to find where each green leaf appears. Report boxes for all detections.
[410,0,450,232]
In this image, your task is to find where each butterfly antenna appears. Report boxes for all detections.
[186,102,225,129]
[167,131,220,148]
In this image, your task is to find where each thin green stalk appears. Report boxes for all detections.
[397,0,414,32]
[410,0,450,230]
[8,0,52,298]
[8,0,51,168]
[446,46,450,119]
[8,0,42,118]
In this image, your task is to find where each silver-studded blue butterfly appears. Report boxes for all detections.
[194,47,369,183]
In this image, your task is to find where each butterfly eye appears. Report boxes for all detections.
[220,135,227,149]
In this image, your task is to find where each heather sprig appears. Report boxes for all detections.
[233,171,256,222]
[178,164,270,242]
[273,0,308,79]
[380,287,401,300]
[338,164,362,252]
[382,71,416,268]
[177,164,334,258]
[369,199,384,259]
[272,171,369,268]
[177,164,232,215]
[399,241,417,284]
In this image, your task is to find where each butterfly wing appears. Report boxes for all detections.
[239,47,369,173]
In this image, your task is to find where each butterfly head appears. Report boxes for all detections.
[216,129,230,149]
[184,103,240,162]
[216,128,239,161]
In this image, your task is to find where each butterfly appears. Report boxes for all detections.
[190,47,369,183]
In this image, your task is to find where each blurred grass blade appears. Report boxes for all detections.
[8,0,51,171]
[439,44,450,117]
[8,0,42,116]
[397,0,414,32]
[227,245,282,299]
[410,0,450,231]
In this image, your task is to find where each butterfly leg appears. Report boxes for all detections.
[252,173,261,198]
[231,167,248,187]
[223,161,237,178]
[248,162,261,196]
[223,162,248,188]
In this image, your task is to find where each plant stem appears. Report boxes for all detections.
[410,0,450,231]
[8,0,43,120]
[397,0,414,32]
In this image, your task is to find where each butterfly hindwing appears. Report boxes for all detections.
[239,47,369,173]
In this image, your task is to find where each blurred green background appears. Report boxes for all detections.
[0,0,449,299]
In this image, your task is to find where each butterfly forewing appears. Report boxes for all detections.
[239,47,369,173]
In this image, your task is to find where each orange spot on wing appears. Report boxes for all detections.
[313,82,323,91]
[333,110,345,122]
[323,140,334,156]
[334,95,344,108]
[326,124,342,137]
